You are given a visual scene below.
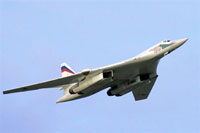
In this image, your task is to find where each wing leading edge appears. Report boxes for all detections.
[3,73,84,94]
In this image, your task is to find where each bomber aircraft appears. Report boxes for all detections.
[3,38,188,103]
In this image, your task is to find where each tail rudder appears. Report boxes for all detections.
[61,62,75,77]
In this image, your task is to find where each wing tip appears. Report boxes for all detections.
[3,91,8,94]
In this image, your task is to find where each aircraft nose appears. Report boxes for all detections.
[174,38,188,45]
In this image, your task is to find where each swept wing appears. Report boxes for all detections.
[3,72,85,94]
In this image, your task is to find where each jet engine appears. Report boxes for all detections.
[107,74,153,96]
[69,71,113,94]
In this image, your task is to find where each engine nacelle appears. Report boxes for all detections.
[70,71,113,94]
[69,83,79,94]
[107,74,153,96]
[107,87,115,96]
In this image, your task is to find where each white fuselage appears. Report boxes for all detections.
[56,38,188,103]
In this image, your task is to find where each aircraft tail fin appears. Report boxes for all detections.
[61,62,75,77]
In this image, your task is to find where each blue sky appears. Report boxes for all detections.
[0,0,199,133]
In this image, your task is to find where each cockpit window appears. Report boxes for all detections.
[163,40,171,42]
[160,43,171,49]
[160,40,172,49]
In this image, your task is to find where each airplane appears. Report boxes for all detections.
[3,38,188,103]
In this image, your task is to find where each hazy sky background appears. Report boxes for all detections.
[1,0,199,133]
